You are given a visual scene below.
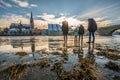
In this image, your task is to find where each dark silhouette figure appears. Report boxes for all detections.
[78,25,84,50]
[87,18,97,43]
[62,20,69,46]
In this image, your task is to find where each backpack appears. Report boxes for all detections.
[78,25,84,35]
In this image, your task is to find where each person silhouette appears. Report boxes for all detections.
[78,25,84,50]
[62,19,69,46]
[87,18,97,43]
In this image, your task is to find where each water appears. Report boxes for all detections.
[0,36,120,80]
[0,36,119,53]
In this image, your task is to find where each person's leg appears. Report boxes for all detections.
[66,35,68,44]
[79,35,80,46]
[81,35,83,50]
[63,35,66,46]
[74,36,77,46]
[64,35,65,42]
[92,32,95,43]
[74,36,76,46]
[89,32,92,43]
[76,36,78,46]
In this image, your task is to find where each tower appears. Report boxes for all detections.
[30,12,34,29]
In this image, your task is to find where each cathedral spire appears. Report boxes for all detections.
[30,12,34,29]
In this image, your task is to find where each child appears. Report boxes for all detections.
[73,27,79,46]
[78,25,84,50]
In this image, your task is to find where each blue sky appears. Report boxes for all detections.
[0,0,120,28]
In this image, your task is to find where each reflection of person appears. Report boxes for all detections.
[73,27,79,46]
[62,46,68,61]
[30,37,35,52]
[88,43,94,54]
[87,18,97,43]
[30,37,35,60]
[62,20,69,45]
[87,43,95,64]
[78,25,84,50]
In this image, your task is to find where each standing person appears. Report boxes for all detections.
[78,25,84,50]
[73,27,79,46]
[87,18,97,43]
[62,20,69,45]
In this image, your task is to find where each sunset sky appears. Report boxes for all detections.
[0,0,120,28]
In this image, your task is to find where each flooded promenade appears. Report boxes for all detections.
[0,36,120,80]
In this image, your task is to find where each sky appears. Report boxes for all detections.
[0,0,120,29]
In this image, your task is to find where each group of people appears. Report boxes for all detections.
[62,18,97,48]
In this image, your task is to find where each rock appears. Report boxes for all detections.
[112,75,120,80]
[15,51,27,56]
[105,61,120,72]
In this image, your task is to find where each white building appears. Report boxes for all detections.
[48,24,62,36]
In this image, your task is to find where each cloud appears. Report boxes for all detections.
[0,14,28,28]
[37,13,56,22]
[60,13,65,16]
[0,14,47,29]
[39,13,55,19]
[77,3,119,19]
[0,13,112,29]
[116,17,120,21]
[30,4,37,7]
[0,0,12,7]
[94,16,107,22]
[37,13,85,26]
[97,20,112,27]
[0,4,6,9]
[12,0,37,8]
[76,16,112,28]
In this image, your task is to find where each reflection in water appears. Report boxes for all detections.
[48,38,62,50]
[30,37,36,60]
[74,36,77,47]
[11,39,24,50]
[62,44,68,61]
[10,38,36,53]
[88,43,94,54]
[30,38,35,52]
[78,51,84,62]
[87,43,95,64]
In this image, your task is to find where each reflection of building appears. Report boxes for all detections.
[8,12,34,35]
[48,37,62,50]
[48,24,62,36]
[11,39,30,49]
[10,38,36,52]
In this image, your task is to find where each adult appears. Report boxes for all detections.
[87,18,97,43]
[62,20,69,44]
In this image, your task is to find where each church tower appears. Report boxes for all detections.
[30,12,34,29]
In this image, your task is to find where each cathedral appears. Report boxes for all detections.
[9,12,34,35]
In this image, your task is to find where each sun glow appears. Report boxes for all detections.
[66,17,85,27]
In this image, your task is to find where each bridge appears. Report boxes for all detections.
[97,25,120,36]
